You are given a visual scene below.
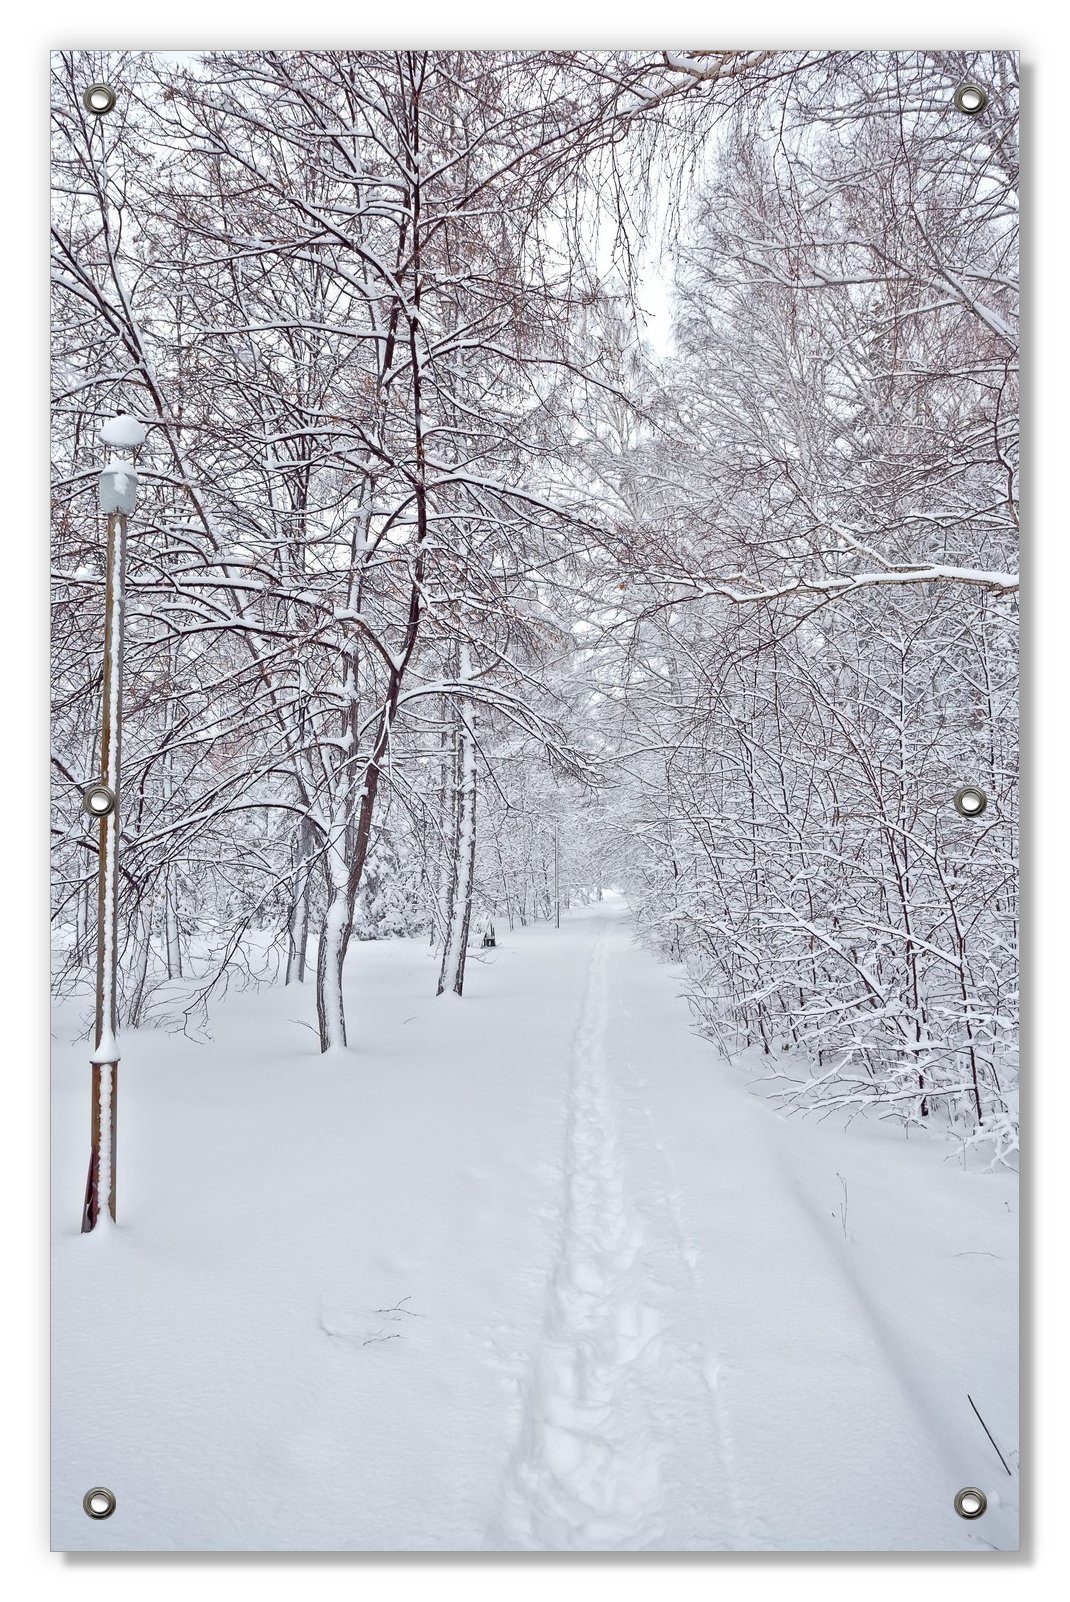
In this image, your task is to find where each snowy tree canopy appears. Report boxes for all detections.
[51,48,1017,1147]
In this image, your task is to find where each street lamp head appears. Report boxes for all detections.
[98,461,139,515]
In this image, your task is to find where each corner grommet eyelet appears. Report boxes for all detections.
[954,83,988,116]
[83,84,117,117]
[83,1486,116,1519]
[954,1486,987,1519]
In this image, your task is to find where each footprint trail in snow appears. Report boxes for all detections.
[495,922,739,1551]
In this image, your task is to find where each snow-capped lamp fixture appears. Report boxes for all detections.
[98,413,147,515]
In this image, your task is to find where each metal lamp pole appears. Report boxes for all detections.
[81,443,141,1231]
[76,88,143,1232]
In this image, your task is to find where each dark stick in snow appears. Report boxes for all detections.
[967,1393,1013,1477]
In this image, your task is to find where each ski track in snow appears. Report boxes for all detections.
[494,919,742,1551]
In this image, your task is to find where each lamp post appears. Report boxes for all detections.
[81,418,145,1232]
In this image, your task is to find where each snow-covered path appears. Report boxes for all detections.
[496,921,743,1550]
[52,900,1017,1552]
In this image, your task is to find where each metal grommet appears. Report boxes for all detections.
[83,84,117,117]
[82,784,117,819]
[953,786,988,818]
[954,83,988,116]
[954,1486,987,1520]
[83,1486,116,1519]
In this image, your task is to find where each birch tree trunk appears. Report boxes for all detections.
[437,644,478,997]
[316,844,353,1051]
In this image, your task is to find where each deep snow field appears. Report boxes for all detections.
[51,899,1018,1551]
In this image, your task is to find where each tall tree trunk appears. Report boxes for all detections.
[285,817,313,985]
[315,852,352,1051]
[438,646,477,996]
[164,874,183,981]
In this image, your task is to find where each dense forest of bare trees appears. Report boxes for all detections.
[51,50,1018,1150]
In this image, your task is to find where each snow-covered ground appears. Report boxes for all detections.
[51,899,1018,1551]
